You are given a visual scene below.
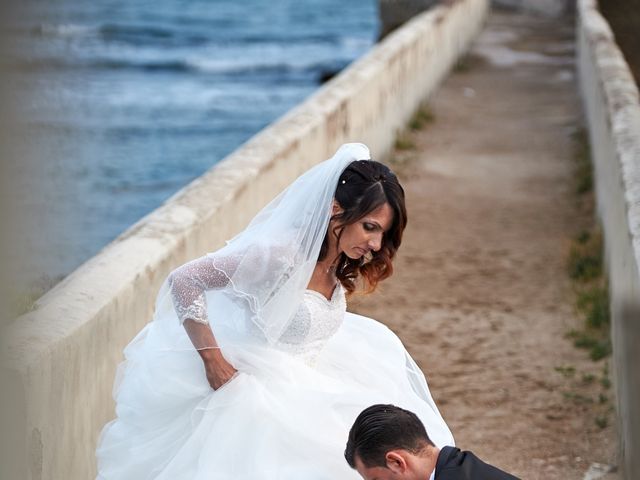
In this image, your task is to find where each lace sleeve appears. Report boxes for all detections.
[168,236,297,328]
[168,255,237,325]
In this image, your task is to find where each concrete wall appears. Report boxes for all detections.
[577,0,640,477]
[0,0,489,478]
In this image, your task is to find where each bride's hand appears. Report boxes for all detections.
[202,350,238,390]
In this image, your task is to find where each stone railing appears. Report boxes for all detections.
[577,0,640,477]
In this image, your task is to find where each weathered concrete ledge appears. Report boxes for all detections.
[577,0,640,477]
[0,0,489,478]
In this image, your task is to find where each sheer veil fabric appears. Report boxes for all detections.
[95,143,454,480]
[154,142,371,351]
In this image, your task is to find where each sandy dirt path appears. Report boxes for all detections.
[348,9,619,480]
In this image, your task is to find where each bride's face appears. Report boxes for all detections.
[334,202,394,259]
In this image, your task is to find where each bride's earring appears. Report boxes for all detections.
[360,251,373,266]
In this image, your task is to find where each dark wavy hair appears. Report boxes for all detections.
[318,159,407,295]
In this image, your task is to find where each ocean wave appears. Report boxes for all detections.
[9,54,350,78]
[29,22,342,48]
[99,23,210,47]
[184,56,349,75]
[28,21,355,48]
[31,22,209,47]
[32,23,98,37]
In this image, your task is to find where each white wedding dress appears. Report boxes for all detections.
[95,266,454,480]
[95,143,454,479]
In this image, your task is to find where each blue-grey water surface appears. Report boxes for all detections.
[5,0,378,293]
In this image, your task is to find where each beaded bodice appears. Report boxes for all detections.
[274,283,346,362]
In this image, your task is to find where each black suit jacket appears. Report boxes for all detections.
[434,446,520,480]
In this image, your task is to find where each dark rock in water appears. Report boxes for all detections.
[317,58,352,84]
[318,67,343,84]
[378,0,439,40]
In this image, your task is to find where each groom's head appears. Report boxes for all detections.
[345,404,436,480]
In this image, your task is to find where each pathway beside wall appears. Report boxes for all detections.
[350,9,618,479]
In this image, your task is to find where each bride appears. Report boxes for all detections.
[95,143,453,479]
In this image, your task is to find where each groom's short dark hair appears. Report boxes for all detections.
[344,404,434,468]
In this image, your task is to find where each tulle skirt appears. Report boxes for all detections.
[95,312,454,479]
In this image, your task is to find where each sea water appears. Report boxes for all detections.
[2,0,378,294]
